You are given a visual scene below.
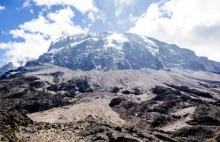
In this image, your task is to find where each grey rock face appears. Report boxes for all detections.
[37,32,220,72]
[0,62,16,77]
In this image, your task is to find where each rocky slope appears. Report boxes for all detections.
[0,62,16,77]
[0,64,220,141]
[37,32,220,72]
[0,33,220,141]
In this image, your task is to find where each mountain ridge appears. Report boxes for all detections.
[36,32,220,73]
[0,62,16,77]
[0,34,220,141]
[0,32,220,142]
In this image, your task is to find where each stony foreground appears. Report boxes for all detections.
[0,64,220,142]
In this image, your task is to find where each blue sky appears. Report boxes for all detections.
[0,0,220,67]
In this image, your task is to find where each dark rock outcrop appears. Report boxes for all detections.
[166,84,213,98]
[25,61,42,67]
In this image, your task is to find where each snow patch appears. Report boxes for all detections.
[70,38,98,47]
[140,36,159,56]
[51,37,65,46]
[49,46,66,54]
[49,38,98,54]
[106,33,129,43]
[144,45,159,56]
[104,33,129,50]
[141,36,158,47]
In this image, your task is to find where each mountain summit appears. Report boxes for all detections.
[37,32,220,72]
[1,32,220,142]
[0,62,16,77]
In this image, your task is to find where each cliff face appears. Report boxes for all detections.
[37,32,220,72]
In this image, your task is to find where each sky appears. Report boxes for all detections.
[0,0,220,67]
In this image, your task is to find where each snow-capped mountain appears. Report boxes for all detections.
[37,32,220,72]
[0,62,16,77]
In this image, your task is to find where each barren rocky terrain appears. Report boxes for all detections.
[0,64,220,142]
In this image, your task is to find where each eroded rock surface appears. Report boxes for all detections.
[0,64,220,141]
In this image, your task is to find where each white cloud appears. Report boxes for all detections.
[0,5,5,11]
[0,7,85,66]
[115,8,122,17]
[129,13,139,22]
[88,12,95,23]
[113,0,135,17]
[87,10,106,25]
[129,0,220,62]
[117,21,123,25]
[114,0,134,6]
[30,9,34,14]
[23,0,31,8]
[96,11,106,23]
[31,0,98,14]
[0,34,49,66]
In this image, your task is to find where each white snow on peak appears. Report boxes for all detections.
[51,38,65,45]
[147,45,159,56]
[49,46,66,54]
[106,33,129,43]
[104,33,129,50]
[140,36,158,47]
[49,38,98,54]
[140,36,159,56]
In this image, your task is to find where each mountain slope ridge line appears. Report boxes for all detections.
[34,32,220,73]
